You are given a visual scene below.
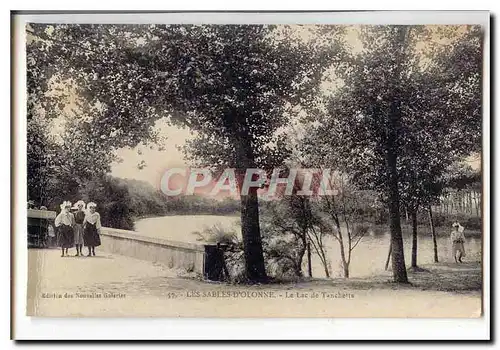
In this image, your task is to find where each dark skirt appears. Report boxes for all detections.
[57,224,74,248]
[84,223,101,247]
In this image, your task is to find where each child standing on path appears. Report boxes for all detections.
[73,200,86,256]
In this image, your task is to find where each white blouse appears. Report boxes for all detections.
[84,212,101,230]
[55,211,75,227]
[450,230,465,243]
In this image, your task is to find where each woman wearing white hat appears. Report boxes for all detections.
[451,221,466,263]
[73,200,86,256]
[83,202,101,256]
[54,201,75,257]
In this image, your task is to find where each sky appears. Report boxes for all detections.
[109,124,481,188]
[110,124,194,188]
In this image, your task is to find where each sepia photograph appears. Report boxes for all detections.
[14,11,488,324]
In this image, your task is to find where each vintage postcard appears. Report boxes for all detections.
[13,11,489,322]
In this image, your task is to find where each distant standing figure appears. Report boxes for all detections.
[47,223,56,247]
[73,200,86,256]
[451,222,466,263]
[83,202,101,256]
[55,201,75,257]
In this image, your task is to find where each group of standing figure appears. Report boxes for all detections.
[55,200,101,257]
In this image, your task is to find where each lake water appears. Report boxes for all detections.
[134,215,482,278]
[134,215,241,244]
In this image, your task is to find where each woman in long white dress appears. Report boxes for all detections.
[451,222,466,263]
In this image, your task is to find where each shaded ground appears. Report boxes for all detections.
[407,261,482,293]
[311,261,483,294]
[27,249,482,318]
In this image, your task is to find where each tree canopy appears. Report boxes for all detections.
[27,24,339,281]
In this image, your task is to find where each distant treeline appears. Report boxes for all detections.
[121,178,240,217]
[32,174,480,232]
[35,175,240,231]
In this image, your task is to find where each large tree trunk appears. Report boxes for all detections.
[232,122,267,283]
[387,149,408,282]
[386,111,408,282]
[239,187,267,282]
[411,209,418,268]
[428,206,438,263]
[385,26,409,284]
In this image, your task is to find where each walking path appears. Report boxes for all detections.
[27,249,482,318]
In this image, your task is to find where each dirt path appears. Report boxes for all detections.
[27,249,482,318]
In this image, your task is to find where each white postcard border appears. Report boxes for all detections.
[11,10,491,341]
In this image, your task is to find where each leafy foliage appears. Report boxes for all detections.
[303,26,482,200]
[298,25,482,281]
[260,195,311,278]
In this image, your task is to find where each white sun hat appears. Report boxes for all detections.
[75,200,86,208]
[452,221,465,233]
[60,201,72,210]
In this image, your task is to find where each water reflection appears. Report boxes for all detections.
[135,215,482,279]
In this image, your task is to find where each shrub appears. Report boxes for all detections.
[193,224,246,283]
[259,205,308,280]
[263,235,304,281]
[464,216,482,231]
[192,223,239,245]
[352,223,370,237]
